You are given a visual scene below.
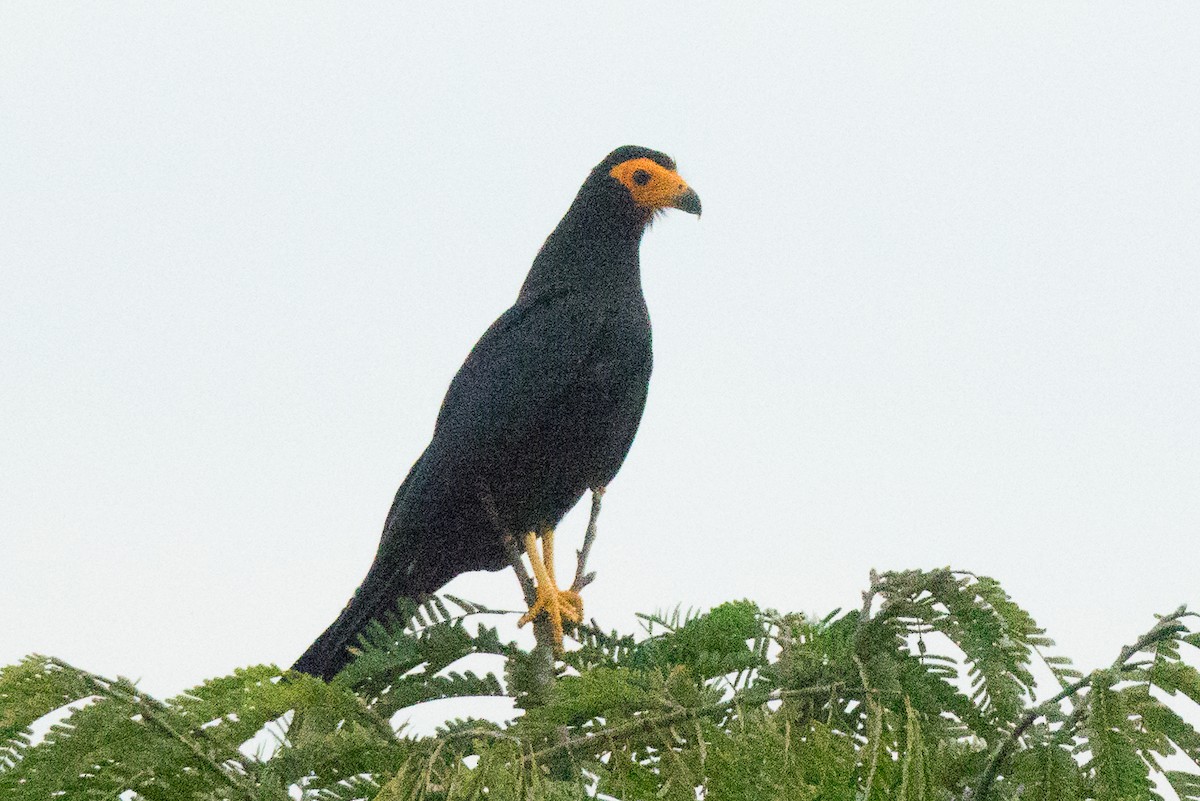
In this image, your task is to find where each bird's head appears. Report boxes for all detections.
[525,146,700,294]
[583,146,702,228]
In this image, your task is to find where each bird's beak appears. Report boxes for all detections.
[669,185,702,217]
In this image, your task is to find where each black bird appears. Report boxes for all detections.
[292,146,701,680]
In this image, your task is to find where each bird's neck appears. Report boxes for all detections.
[518,194,648,300]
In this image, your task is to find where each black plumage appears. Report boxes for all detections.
[292,146,700,679]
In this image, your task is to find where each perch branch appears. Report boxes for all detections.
[570,486,604,593]
[480,487,558,661]
[480,488,537,607]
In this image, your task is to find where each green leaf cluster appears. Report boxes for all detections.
[2,570,1198,800]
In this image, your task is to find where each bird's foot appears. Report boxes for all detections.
[518,582,583,650]
[517,529,583,653]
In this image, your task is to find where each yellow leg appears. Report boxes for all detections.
[542,527,583,625]
[517,528,583,652]
[543,526,557,583]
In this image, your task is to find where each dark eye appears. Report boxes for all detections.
[632,169,651,186]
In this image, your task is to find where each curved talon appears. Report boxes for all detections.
[517,529,584,653]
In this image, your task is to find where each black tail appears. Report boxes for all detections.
[291,446,505,680]
[291,453,451,681]
[289,556,431,681]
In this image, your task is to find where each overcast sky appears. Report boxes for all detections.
[3,3,1198,706]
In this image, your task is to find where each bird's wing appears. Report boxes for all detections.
[432,286,612,454]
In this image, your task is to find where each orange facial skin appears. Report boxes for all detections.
[609,157,702,215]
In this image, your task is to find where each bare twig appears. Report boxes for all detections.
[570,486,604,593]
[480,488,537,607]
[503,532,538,610]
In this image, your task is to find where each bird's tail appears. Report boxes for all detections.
[289,555,432,681]
[291,454,455,681]
[291,446,508,680]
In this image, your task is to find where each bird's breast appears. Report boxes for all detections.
[572,295,652,396]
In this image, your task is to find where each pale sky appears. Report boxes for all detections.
[3,3,1198,703]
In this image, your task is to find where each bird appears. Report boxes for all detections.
[291,146,701,680]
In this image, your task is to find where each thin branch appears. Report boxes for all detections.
[479,487,560,666]
[853,652,883,798]
[860,568,881,622]
[570,486,604,593]
[503,532,538,610]
[520,683,860,766]
[973,605,1192,801]
[853,569,888,799]
[46,657,258,799]
[480,487,537,608]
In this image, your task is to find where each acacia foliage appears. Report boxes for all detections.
[2,569,1200,800]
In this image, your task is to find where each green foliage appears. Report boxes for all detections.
[2,570,1199,800]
